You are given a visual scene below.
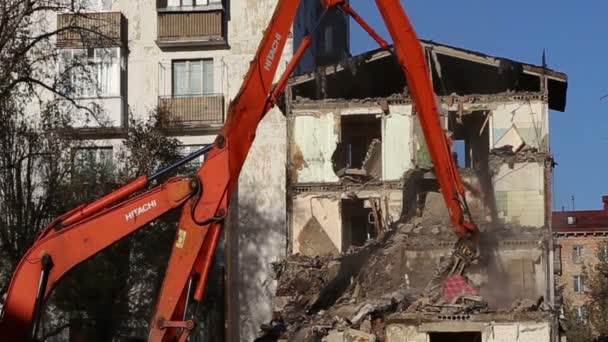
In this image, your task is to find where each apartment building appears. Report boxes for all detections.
[277,42,568,341]
[47,0,348,340]
[553,196,608,326]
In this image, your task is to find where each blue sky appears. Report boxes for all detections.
[349,1,608,210]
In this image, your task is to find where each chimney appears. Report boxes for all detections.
[603,195,608,211]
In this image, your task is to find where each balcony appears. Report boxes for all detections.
[156,10,226,48]
[159,95,224,131]
[57,12,127,48]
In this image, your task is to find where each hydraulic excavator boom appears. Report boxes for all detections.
[0,1,478,341]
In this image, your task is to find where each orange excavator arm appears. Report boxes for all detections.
[0,1,478,341]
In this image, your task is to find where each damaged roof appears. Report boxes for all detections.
[290,39,568,112]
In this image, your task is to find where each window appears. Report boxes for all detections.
[576,305,589,324]
[573,245,584,264]
[567,216,576,225]
[72,147,114,184]
[167,0,222,8]
[82,0,112,11]
[601,245,608,262]
[172,59,214,97]
[59,47,122,98]
[573,275,585,293]
[179,144,208,169]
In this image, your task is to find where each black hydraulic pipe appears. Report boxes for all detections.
[149,144,213,181]
[29,254,53,341]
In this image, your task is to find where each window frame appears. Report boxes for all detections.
[572,244,584,264]
[573,274,585,293]
[576,305,589,325]
[171,59,214,97]
[71,146,114,184]
[601,245,608,262]
[166,0,222,9]
[58,47,124,99]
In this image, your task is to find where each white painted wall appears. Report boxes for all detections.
[105,1,292,340]
[292,112,340,184]
[383,104,414,181]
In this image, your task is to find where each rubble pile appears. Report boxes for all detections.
[258,182,551,341]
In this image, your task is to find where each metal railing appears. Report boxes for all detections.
[157,11,224,43]
[57,12,126,48]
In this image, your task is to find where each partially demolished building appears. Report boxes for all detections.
[269,42,568,341]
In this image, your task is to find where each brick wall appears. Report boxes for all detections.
[555,235,608,308]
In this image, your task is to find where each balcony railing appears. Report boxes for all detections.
[57,12,127,48]
[159,95,224,127]
[157,10,225,48]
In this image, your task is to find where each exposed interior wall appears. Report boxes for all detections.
[383,105,414,180]
[291,111,340,184]
[386,320,551,342]
[291,189,402,254]
[493,162,546,227]
[491,101,548,151]
[290,103,414,184]
[292,194,341,254]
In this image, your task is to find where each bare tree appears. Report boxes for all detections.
[0,0,122,115]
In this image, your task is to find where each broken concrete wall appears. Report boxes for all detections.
[290,103,414,184]
[383,105,415,180]
[292,194,342,255]
[490,101,548,151]
[291,111,340,184]
[386,319,551,342]
[291,189,402,254]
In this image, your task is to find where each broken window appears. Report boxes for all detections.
[572,245,584,264]
[449,110,490,169]
[573,275,585,293]
[333,114,382,179]
[429,332,482,342]
[341,198,382,249]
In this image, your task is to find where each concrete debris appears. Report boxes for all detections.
[362,139,382,179]
[488,146,549,174]
[344,329,376,342]
[335,139,383,183]
[259,175,550,341]
[507,297,552,313]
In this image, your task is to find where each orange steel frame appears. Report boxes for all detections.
[0,1,478,341]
